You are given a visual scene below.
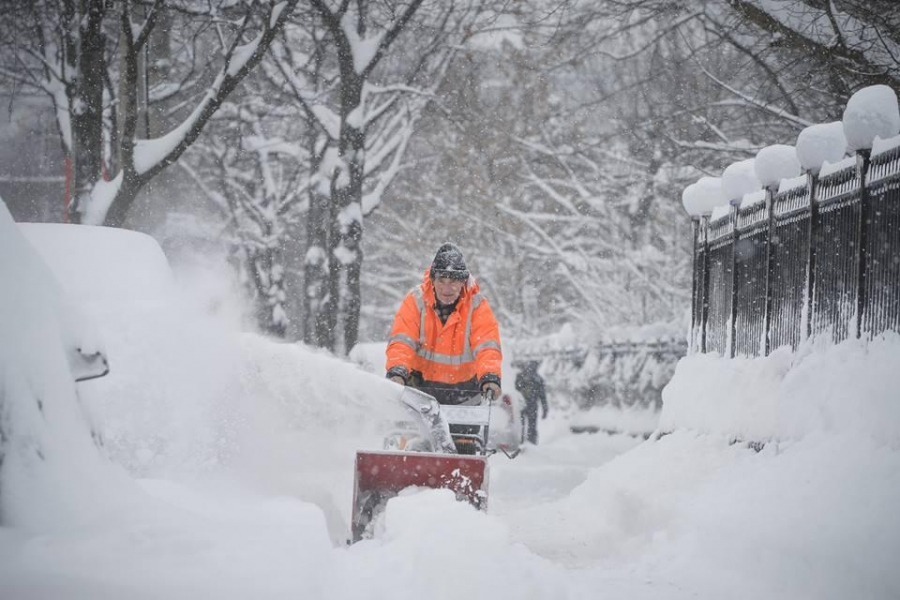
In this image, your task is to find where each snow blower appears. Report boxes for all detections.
[350,386,506,542]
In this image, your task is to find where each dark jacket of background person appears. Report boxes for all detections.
[515,362,548,444]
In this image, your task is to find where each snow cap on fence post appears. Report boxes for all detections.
[796,122,847,173]
[681,176,726,217]
[842,85,900,152]
[754,144,801,190]
[721,159,761,204]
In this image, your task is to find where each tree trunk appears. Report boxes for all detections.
[328,73,366,354]
[250,247,288,338]
[304,168,336,348]
[68,0,106,224]
[102,176,139,228]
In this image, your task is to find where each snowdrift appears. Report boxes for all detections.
[660,336,900,445]
[2,216,899,599]
[13,222,408,535]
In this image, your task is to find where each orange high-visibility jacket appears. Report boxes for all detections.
[386,272,502,386]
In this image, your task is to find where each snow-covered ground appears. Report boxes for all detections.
[2,214,898,599]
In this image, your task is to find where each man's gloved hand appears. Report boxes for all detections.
[389,376,406,386]
[481,381,501,400]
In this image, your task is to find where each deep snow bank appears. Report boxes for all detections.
[660,335,900,444]
[4,219,898,600]
[16,223,407,541]
[19,223,402,478]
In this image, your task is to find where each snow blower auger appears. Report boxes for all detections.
[350,387,499,543]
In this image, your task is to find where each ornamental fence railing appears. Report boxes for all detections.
[513,339,687,411]
[690,143,900,357]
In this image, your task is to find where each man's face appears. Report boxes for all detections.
[434,275,464,305]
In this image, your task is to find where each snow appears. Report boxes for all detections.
[20,223,175,310]
[467,12,525,51]
[739,188,767,209]
[134,60,262,175]
[514,321,684,358]
[0,202,135,533]
[81,172,123,226]
[270,1,288,28]
[721,158,761,201]
[348,340,388,374]
[710,203,731,221]
[796,121,847,173]
[660,335,900,445]
[681,176,726,217]
[333,244,357,265]
[2,218,900,599]
[314,146,347,192]
[569,403,660,437]
[602,321,684,344]
[338,202,363,228]
[305,245,327,265]
[754,144,801,188]
[778,174,808,194]
[842,85,900,152]
[819,155,856,179]
[872,133,900,157]
[340,12,385,75]
[133,71,225,175]
[227,33,263,77]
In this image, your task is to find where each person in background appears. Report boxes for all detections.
[385,243,502,406]
[515,360,548,445]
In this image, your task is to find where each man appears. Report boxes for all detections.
[385,243,502,405]
[515,360,548,445]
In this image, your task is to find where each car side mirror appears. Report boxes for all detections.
[69,347,110,382]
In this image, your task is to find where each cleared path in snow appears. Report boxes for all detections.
[490,416,644,514]
[486,415,648,568]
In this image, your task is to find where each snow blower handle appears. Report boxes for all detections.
[482,387,495,457]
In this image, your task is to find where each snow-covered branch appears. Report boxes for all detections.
[132,0,300,184]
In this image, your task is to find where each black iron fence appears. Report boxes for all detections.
[691,143,900,356]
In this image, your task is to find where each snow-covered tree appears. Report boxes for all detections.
[361,0,898,343]
[363,10,694,339]
[258,0,482,352]
[183,100,307,338]
[0,0,299,226]
[173,1,485,348]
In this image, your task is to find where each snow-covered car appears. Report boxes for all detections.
[0,205,121,530]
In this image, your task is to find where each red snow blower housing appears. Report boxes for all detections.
[350,386,518,542]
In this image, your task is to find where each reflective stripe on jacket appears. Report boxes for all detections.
[386,271,502,385]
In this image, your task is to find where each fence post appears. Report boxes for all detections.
[762,186,776,355]
[728,201,739,358]
[804,171,818,341]
[690,218,700,353]
[700,216,710,354]
[855,149,872,339]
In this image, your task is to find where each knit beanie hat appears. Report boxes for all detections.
[430,243,469,280]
